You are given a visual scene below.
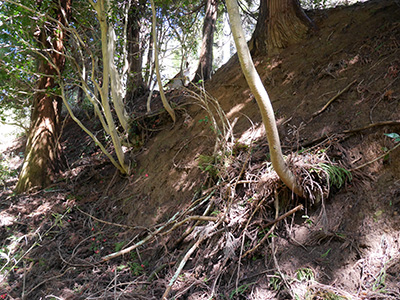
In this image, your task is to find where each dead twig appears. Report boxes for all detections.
[236,198,266,289]
[148,262,176,282]
[101,211,180,262]
[162,220,222,300]
[242,204,303,258]
[296,119,400,150]
[101,204,219,262]
[23,267,75,299]
[161,239,204,300]
[343,120,400,134]
[104,168,119,195]
[270,235,294,298]
[173,199,215,246]
[161,215,219,236]
[351,142,400,171]
[311,79,357,120]
[76,206,138,230]
[263,204,304,230]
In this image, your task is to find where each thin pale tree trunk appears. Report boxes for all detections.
[92,0,130,173]
[150,0,176,122]
[226,0,304,197]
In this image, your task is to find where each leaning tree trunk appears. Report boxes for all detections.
[226,0,304,197]
[150,0,176,122]
[16,0,72,193]
[193,0,218,83]
[251,0,314,55]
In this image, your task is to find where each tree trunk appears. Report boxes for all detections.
[95,0,129,172]
[193,0,218,83]
[125,0,146,103]
[226,0,304,197]
[250,0,268,55]
[16,0,72,193]
[251,0,314,55]
[150,0,176,122]
[144,32,154,87]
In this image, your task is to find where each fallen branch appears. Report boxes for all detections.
[343,120,400,134]
[173,197,215,246]
[351,142,400,171]
[311,79,357,119]
[24,267,75,299]
[270,236,295,298]
[162,220,223,300]
[161,238,205,300]
[236,198,266,290]
[296,120,400,150]
[101,214,218,262]
[161,215,219,236]
[101,211,180,262]
[242,204,303,258]
[263,204,304,229]
[76,206,138,230]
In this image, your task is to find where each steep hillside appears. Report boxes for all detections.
[0,0,399,299]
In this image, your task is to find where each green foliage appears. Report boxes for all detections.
[128,261,147,276]
[302,215,313,225]
[300,0,329,9]
[229,282,255,299]
[257,226,276,241]
[197,154,220,178]
[269,274,282,291]
[0,234,24,274]
[372,265,387,292]
[321,248,331,258]
[296,267,315,282]
[198,115,210,124]
[114,241,126,252]
[1,207,71,278]
[0,157,18,187]
[384,133,400,143]
[305,290,348,300]
[0,1,36,129]
[318,163,352,189]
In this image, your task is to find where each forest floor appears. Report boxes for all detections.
[1,0,400,299]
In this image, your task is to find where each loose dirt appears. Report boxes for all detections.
[1,0,399,299]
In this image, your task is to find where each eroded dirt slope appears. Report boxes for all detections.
[0,0,399,299]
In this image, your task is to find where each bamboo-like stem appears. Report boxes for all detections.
[150,0,176,122]
[92,0,129,174]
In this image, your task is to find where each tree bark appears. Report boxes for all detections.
[251,0,314,55]
[125,0,147,103]
[16,0,72,193]
[193,0,218,83]
[144,28,154,87]
[250,0,269,55]
[226,0,304,197]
